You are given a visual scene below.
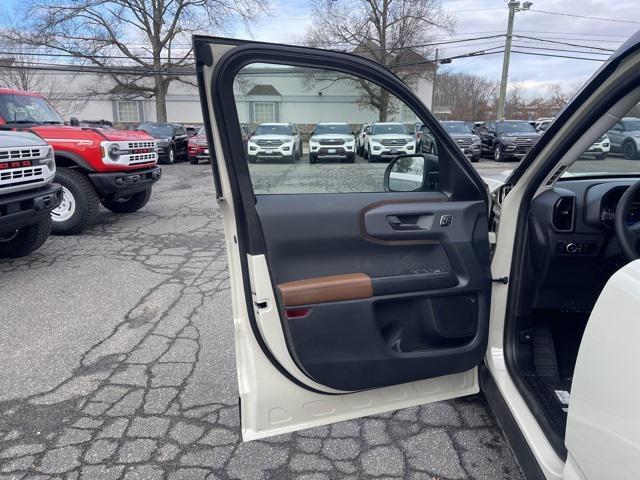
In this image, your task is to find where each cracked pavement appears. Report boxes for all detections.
[0,162,523,479]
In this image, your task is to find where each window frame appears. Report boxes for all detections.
[115,100,142,123]
[252,101,276,124]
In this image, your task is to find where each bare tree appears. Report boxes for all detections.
[0,42,89,115]
[6,0,267,121]
[433,72,498,120]
[304,0,454,121]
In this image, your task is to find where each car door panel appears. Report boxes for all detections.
[256,193,490,391]
[195,35,492,439]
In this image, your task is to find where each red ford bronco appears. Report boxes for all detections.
[0,89,161,234]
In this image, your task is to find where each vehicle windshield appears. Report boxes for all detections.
[0,93,65,124]
[442,122,472,134]
[372,123,408,135]
[496,122,536,134]
[314,124,351,135]
[622,119,640,132]
[255,124,290,135]
[197,126,206,136]
[139,123,174,137]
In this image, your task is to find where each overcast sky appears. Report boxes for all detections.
[236,0,640,96]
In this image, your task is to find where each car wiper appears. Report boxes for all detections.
[10,120,42,124]
[43,121,64,124]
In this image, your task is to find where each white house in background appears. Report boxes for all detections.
[25,63,434,127]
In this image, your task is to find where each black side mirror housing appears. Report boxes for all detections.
[69,117,80,126]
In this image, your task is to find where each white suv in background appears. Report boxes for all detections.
[364,122,416,162]
[247,123,302,164]
[308,122,356,164]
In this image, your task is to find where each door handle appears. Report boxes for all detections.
[387,215,425,231]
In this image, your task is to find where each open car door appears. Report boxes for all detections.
[194,36,492,440]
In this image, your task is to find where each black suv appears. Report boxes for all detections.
[138,122,189,164]
[477,120,540,162]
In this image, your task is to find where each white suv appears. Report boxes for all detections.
[364,122,416,162]
[308,122,356,164]
[247,123,302,163]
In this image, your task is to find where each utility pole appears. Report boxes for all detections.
[431,48,439,111]
[497,1,532,120]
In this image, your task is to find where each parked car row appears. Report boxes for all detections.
[0,87,162,259]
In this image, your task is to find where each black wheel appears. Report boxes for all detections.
[368,155,379,163]
[623,141,638,160]
[494,145,503,162]
[284,153,295,164]
[309,153,317,164]
[344,153,356,163]
[595,152,607,160]
[51,167,100,235]
[0,217,52,258]
[102,188,152,214]
[248,155,257,164]
[189,157,198,165]
[471,156,480,163]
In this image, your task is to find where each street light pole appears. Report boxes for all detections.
[497,1,532,120]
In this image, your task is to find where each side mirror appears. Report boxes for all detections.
[352,130,356,135]
[384,154,427,192]
[70,117,80,126]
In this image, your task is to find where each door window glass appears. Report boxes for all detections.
[234,63,438,194]
[566,106,640,177]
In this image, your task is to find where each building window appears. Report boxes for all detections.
[116,101,141,122]
[253,102,275,123]
[400,103,418,122]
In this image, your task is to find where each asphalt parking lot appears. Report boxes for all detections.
[0,158,524,479]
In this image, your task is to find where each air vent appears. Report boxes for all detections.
[553,196,574,231]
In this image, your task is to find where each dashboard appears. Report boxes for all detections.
[527,177,639,311]
[600,187,640,227]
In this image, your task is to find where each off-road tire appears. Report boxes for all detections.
[309,153,317,164]
[102,188,152,214]
[51,167,100,235]
[189,157,198,165]
[0,217,52,258]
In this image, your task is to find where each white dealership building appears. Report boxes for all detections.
[29,61,435,128]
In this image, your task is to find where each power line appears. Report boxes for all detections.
[529,9,640,25]
[513,35,615,53]
[511,44,610,56]
[511,50,607,62]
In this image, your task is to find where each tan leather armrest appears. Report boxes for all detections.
[278,273,372,307]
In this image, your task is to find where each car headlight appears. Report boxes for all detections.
[108,144,121,161]
[344,138,355,144]
[39,146,56,169]
[471,140,481,148]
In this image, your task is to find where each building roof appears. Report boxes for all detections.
[247,84,281,96]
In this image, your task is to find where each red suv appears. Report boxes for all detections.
[0,89,161,234]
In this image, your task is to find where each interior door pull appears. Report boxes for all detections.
[387,215,424,230]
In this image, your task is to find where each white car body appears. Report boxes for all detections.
[247,123,302,163]
[196,33,640,480]
[308,123,356,163]
[365,123,416,161]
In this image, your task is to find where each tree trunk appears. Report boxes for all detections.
[378,90,389,121]
[155,78,168,122]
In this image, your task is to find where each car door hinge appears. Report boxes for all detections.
[492,277,509,284]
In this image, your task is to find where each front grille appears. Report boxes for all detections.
[380,139,408,146]
[0,147,45,161]
[318,148,346,156]
[455,137,474,148]
[127,141,156,150]
[319,139,345,146]
[513,137,535,146]
[126,153,157,165]
[256,139,282,146]
[0,166,45,188]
